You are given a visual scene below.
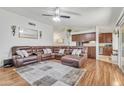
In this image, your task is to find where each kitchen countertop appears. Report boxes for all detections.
[83,43,96,47]
[83,43,112,47]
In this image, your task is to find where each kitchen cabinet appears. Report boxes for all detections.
[72,32,96,42]
[87,47,96,59]
[99,33,112,43]
[103,47,112,56]
[99,34,105,43]
[72,34,80,41]
[83,33,96,41]
[106,33,112,43]
[99,47,112,56]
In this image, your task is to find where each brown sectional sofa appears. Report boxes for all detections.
[12,46,87,67]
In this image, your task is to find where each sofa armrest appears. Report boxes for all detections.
[12,55,23,67]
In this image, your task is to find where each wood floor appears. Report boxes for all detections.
[0,59,124,86]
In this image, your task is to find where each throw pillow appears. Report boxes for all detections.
[16,50,24,58]
[76,49,82,56]
[46,48,52,54]
[43,49,48,54]
[21,50,29,57]
[59,49,65,54]
[72,49,78,55]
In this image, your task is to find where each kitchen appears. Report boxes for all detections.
[71,31,115,63]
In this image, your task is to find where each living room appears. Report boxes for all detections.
[0,7,124,87]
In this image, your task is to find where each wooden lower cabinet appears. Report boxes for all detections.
[87,47,96,59]
[103,47,112,56]
[99,47,112,56]
[87,47,112,59]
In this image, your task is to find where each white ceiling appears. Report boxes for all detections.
[1,7,123,30]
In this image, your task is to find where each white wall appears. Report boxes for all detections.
[53,31,67,46]
[113,32,118,50]
[0,9,53,62]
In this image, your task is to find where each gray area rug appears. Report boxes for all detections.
[16,61,86,86]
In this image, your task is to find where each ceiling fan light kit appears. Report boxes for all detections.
[42,7,71,22]
[52,16,61,22]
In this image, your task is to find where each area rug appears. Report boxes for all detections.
[16,61,86,86]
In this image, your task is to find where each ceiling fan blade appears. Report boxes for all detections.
[60,15,70,18]
[42,14,53,16]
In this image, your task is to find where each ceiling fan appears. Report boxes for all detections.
[42,7,71,22]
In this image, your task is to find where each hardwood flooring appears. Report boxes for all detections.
[0,59,124,86]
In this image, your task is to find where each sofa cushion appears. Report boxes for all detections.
[16,50,24,58]
[21,50,29,57]
[23,56,37,62]
[41,54,51,57]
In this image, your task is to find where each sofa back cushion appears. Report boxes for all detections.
[16,50,24,58]
[12,46,33,56]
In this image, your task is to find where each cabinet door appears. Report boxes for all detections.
[84,33,95,41]
[72,35,76,41]
[105,33,112,43]
[88,47,96,59]
[103,47,112,56]
[103,48,107,55]
[107,47,112,56]
[91,33,96,40]
[72,34,80,41]
[99,33,105,43]
[99,33,112,43]
[72,32,96,42]
[79,34,85,42]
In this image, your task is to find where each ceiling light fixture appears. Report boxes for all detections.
[52,16,61,22]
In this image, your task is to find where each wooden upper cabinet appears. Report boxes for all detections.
[99,33,112,43]
[72,32,96,42]
[72,34,80,41]
[106,33,112,43]
[83,33,95,41]
[99,34,105,43]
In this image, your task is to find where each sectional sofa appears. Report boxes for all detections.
[12,46,87,67]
